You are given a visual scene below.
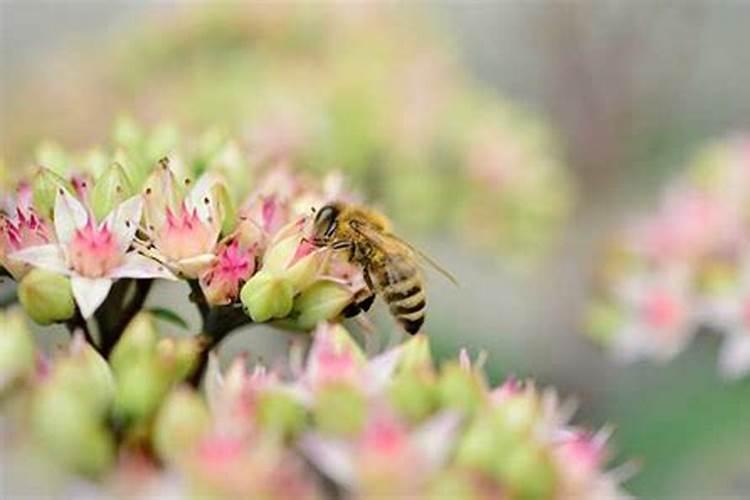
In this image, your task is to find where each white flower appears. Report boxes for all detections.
[10,189,175,318]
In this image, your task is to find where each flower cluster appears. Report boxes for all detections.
[1,312,629,499]
[2,3,571,262]
[588,135,750,378]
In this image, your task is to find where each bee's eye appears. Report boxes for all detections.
[314,205,340,238]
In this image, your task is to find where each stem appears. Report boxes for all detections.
[65,307,103,356]
[188,301,253,387]
[98,279,154,358]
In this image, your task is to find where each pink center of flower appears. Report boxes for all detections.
[1,208,51,252]
[155,203,217,261]
[560,432,605,473]
[197,435,244,469]
[69,222,123,277]
[642,290,684,331]
[361,416,408,458]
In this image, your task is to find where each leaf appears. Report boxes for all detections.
[147,307,190,330]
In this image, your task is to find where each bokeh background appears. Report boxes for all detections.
[2,2,750,497]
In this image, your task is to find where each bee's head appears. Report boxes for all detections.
[310,203,341,246]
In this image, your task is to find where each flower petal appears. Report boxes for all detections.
[54,189,89,245]
[364,345,403,395]
[110,252,177,280]
[718,333,750,379]
[104,195,143,252]
[71,276,113,319]
[176,254,217,278]
[298,434,355,488]
[188,173,221,222]
[412,412,463,472]
[9,244,69,275]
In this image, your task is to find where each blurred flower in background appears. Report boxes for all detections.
[1,2,572,264]
[588,136,750,378]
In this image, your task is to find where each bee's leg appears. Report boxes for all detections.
[343,268,376,318]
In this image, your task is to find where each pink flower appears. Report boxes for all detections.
[1,188,54,279]
[10,189,175,318]
[199,239,257,306]
[297,323,403,399]
[608,267,696,362]
[143,165,225,278]
[300,411,461,492]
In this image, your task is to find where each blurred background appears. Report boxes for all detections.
[2,1,750,497]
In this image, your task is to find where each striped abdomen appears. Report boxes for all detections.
[371,254,426,335]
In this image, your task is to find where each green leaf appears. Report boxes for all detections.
[147,307,190,330]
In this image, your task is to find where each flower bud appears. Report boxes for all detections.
[388,374,437,423]
[455,413,521,477]
[256,390,308,439]
[52,334,115,414]
[496,443,556,500]
[494,389,541,437]
[153,386,210,464]
[31,166,70,218]
[112,358,171,424]
[437,362,484,414]
[313,382,366,436]
[290,280,353,330]
[17,269,75,325]
[264,231,322,292]
[585,300,622,345]
[110,312,159,377]
[0,308,35,390]
[398,334,434,374]
[240,270,294,322]
[90,163,134,221]
[156,336,202,384]
[31,384,115,476]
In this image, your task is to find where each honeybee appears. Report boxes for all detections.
[310,202,456,334]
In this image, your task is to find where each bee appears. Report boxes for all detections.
[309,201,457,335]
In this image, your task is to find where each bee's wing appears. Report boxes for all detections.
[352,222,459,286]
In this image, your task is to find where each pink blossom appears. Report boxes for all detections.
[10,189,175,318]
[1,192,54,279]
[199,239,256,306]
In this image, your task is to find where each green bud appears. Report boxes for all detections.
[0,308,35,390]
[112,359,171,424]
[240,271,294,322]
[153,386,210,464]
[156,336,202,384]
[90,163,134,221]
[264,233,323,293]
[256,390,308,439]
[291,280,353,330]
[437,362,484,414]
[31,385,115,476]
[585,300,622,345]
[398,334,434,374]
[31,167,70,218]
[314,382,366,436]
[455,413,521,477]
[18,269,75,325]
[110,312,159,377]
[52,335,115,414]
[494,392,541,437]
[388,373,437,423]
[496,443,557,500]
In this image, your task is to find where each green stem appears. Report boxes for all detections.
[187,288,252,388]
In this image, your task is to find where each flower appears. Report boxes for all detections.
[199,238,257,306]
[142,161,228,278]
[10,189,175,318]
[1,185,54,279]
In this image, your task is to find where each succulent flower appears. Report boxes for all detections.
[10,189,175,318]
[589,135,750,378]
[1,185,54,279]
